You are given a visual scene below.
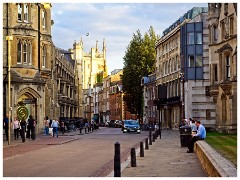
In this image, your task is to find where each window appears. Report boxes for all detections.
[213,26,218,42]
[42,46,46,67]
[28,43,32,65]
[195,33,202,44]
[42,10,46,29]
[23,4,29,22]
[230,17,234,35]
[226,55,230,79]
[17,40,32,65]
[196,56,203,67]
[23,42,27,64]
[17,4,29,22]
[214,64,218,81]
[221,21,225,40]
[187,33,194,44]
[188,55,194,67]
[18,4,23,21]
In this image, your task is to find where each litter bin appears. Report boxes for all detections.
[179,126,192,147]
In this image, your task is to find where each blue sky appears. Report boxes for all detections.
[51,2,208,73]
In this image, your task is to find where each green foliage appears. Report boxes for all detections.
[122,26,159,116]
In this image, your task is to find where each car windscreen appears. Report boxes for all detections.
[125,120,138,125]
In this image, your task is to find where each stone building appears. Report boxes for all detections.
[141,74,157,126]
[155,7,215,129]
[52,47,79,119]
[3,3,52,133]
[70,39,108,118]
[208,3,237,133]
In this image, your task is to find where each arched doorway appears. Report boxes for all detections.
[15,87,42,133]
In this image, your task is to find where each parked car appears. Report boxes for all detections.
[108,120,115,127]
[114,120,122,128]
[122,120,140,134]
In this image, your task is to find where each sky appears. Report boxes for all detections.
[51,2,208,73]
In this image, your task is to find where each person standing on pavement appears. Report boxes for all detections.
[51,119,59,137]
[27,115,36,140]
[20,117,26,139]
[187,120,206,153]
[44,116,50,135]
[3,114,12,141]
[13,116,20,140]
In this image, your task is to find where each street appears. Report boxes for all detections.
[3,127,148,177]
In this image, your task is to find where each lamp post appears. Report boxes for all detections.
[6,35,13,145]
[180,72,185,120]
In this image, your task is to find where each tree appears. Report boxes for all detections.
[122,26,159,118]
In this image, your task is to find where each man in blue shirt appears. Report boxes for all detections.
[187,120,206,153]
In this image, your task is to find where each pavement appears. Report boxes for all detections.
[3,128,208,177]
[111,130,208,177]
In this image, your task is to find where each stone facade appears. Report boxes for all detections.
[3,3,52,133]
[142,74,157,126]
[155,15,182,129]
[70,39,108,118]
[208,3,237,133]
[155,7,215,129]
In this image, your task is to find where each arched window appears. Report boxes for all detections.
[23,42,27,64]
[17,40,32,65]
[169,59,172,73]
[176,56,178,71]
[17,41,22,63]
[28,43,32,65]
[165,61,168,75]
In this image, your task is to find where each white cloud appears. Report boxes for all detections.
[51,3,207,72]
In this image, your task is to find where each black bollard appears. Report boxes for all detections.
[145,138,149,150]
[114,142,121,177]
[131,148,137,167]
[152,133,155,142]
[80,127,82,134]
[149,129,152,145]
[140,142,144,157]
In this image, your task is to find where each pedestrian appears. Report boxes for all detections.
[60,121,65,134]
[27,115,36,140]
[44,116,50,135]
[187,120,206,153]
[13,116,20,140]
[3,114,12,141]
[20,117,26,139]
[154,123,159,131]
[179,119,186,128]
[190,119,197,134]
[51,119,59,137]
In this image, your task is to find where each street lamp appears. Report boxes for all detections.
[6,35,13,145]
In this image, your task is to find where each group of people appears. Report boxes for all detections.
[3,114,37,141]
[180,118,206,153]
[43,116,59,137]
